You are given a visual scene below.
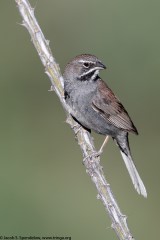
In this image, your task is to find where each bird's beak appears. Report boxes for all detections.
[97,61,107,70]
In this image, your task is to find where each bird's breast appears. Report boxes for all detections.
[65,84,116,136]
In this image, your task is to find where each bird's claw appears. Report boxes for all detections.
[83,151,101,164]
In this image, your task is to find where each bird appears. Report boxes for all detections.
[63,54,147,198]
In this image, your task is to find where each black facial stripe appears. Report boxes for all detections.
[78,68,98,80]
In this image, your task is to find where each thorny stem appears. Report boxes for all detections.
[15,0,135,239]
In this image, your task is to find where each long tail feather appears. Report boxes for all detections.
[120,150,147,197]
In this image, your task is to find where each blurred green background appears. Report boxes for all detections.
[0,0,159,239]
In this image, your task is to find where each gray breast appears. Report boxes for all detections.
[65,81,118,136]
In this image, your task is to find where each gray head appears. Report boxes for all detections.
[63,54,106,82]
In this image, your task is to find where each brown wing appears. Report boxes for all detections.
[92,79,138,134]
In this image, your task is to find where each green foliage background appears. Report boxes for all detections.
[0,0,159,239]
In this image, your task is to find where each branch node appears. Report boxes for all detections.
[68,121,82,135]
[48,85,55,92]
[97,194,101,200]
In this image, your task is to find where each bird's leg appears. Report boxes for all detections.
[99,136,109,154]
[83,136,109,164]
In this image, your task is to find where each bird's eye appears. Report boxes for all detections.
[83,62,90,68]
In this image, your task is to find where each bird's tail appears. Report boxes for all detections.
[120,150,147,197]
[115,134,147,198]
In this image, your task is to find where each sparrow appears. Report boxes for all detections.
[63,54,147,197]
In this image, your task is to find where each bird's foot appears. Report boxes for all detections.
[69,121,82,135]
[83,151,101,164]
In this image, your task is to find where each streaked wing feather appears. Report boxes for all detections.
[92,79,138,134]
